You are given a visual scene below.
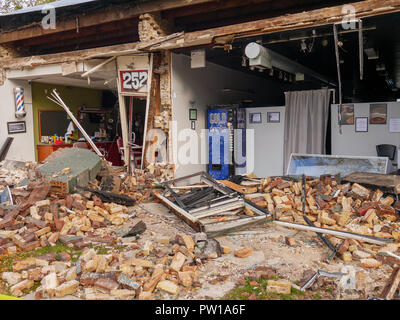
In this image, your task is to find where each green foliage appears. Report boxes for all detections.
[0,0,57,14]
[0,242,82,273]
[225,277,308,301]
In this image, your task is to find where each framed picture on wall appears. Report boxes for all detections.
[189,109,197,121]
[267,112,280,123]
[7,121,26,134]
[355,117,368,132]
[370,103,387,124]
[340,104,354,125]
[249,113,262,124]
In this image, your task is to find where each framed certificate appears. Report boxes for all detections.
[249,113,262,124]
[267,112,280,123]
[355,117,368,132]
[7,121,26,134]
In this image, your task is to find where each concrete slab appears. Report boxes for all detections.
[38,148,101,193]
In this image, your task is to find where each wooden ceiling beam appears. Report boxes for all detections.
[13,18,139,48]
[152,0,400,51]
[4,0,400,71]
[31,35,138,55]
[0,0,216,44]
[175,0,351,32]
[28,29,139,54]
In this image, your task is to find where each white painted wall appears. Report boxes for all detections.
[171,53,285,178]
[331,102,400,163]
[246,106,286,177]
[0,79,35,162]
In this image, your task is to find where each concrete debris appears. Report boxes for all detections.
[0,160,227,300]
[2,158,400,301]
[257,175,400,264]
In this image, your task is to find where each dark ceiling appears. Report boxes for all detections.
[2,0,363,57]
[185,11,400,103]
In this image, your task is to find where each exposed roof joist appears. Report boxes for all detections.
[0,0,216,44]
[3,0,400,71]
[152,0,400,51]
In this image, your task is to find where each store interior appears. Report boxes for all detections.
[171,11,400,179]
[32,82,146,168]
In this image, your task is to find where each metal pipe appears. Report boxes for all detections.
[48,89,103,158]
[262,26,375,45]
[333,24,343,135]
[359,19,364,80]
[274,220,394,245]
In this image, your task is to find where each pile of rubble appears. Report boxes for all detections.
[253,176,400,268]
[0,160,31,192]
[2,230,223,300]
[0,161,228,300]
[0,180,132,252]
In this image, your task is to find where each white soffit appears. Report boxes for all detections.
[6,60,117,90]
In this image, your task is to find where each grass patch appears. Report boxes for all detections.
[22,281,41,295]
[0,242,82,273]
[0,280,11,296]
[225,277,309,301]
[313,292,322,300]
[96,247,111,255]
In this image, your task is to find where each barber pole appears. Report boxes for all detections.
[14,87,26,118]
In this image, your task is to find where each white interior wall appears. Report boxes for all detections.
[246,106,286,177]
[0,79,35,162]
[171,53,284,178]
[331,102,400,165]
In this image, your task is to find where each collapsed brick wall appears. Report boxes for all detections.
[138,13,174,42]
[0,45,21,86]
[0,44,20,60]
[143,51,174,181]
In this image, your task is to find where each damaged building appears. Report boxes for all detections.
[1,0,400,301]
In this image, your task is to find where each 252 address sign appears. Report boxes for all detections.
[120,70,148,93]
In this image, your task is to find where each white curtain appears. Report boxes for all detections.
[283,89,330,174]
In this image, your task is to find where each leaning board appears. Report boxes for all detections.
[342,172,400,195]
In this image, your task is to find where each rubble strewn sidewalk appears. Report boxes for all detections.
[2,156,400,300]
[0,160,222,300]
[256,175,400,266]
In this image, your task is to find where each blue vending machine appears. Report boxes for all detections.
[207,105,246,180]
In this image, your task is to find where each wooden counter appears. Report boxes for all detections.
[37,144,73,162]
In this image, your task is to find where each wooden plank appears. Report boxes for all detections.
[2,32,182,71]
[14,18,139,48]
[220,180,258,194]
[5,0,400,71]
[0,137,14,161]
[379,265,400,299]
[342,172,400,195]
[142,53,162,168]
[0,0,216,44]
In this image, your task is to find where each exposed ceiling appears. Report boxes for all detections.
[162,0,364,32]
[180,11,400,103]
[0,0,363,57]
